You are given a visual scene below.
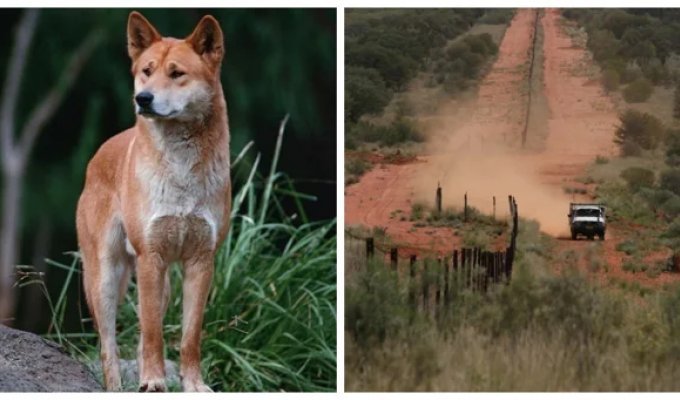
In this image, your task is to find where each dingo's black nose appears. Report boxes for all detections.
[135,91,154,107]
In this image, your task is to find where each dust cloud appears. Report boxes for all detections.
[412,107,573,238]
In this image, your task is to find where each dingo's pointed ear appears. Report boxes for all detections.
[187,15,224,67]
[127,11,161,61]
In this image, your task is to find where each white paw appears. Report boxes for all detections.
[182,379,213,392]
[139,377,167,392]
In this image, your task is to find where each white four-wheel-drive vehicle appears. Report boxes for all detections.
[568,203,606,240]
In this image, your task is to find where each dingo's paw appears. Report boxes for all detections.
[139,378,166,392]
[182,379,213,392]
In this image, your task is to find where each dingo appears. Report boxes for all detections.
[76,11,230,392]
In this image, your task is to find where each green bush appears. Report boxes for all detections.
[345,66,392,123]
[411,201,426,220]
[623,78,654,103]
[675,84,680,120]
[614,110,665,154]
[620,167,655,191]
[661,196,680,219]
[601,68,620,92]
[616,240,638,255]
[478,9,515,24]
[660,169,680,196]
[381,118,424,146]
[346,263,408,345]
[346,158,371,178]
[666,129,680,166]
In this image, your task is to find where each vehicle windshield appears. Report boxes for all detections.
[574,208,601,218]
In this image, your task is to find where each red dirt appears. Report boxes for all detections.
[345,8,680,286]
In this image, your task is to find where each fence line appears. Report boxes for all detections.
[346,195,519,312]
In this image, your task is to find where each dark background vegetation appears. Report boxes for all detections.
[563,8,680,105]
[344,9,511,150]
[1,8,336,332]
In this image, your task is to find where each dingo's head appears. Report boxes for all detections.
[127,12,224,121]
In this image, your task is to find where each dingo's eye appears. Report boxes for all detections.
[170,70,186,79]
[142,67,152,77]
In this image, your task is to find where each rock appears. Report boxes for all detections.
[0,324,102,392]
[88,359,181,391]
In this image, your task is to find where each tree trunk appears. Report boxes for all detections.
[0,169,23,324]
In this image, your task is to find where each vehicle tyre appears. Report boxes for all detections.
[571,231,577,240]
[599,232,605,241]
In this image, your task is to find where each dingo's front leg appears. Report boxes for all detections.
[137,253,168,392]
[179,255,214,392]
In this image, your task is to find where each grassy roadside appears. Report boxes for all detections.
[345,219,680,391]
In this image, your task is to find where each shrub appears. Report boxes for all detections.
[381,118,424,145]
[622,258,647,274]
[661,196,680,219]
[346,157,371,178]
[623,78,654,103]
[601,68,620,92]
[595,155,610,164]
[620,66,642,84]
[660,169,680,196]
[616,240,638,255]
[614,110,665,153]
[345,66,392,123]
[345,263,407,345]
[666,129,680,166]
[642,59,668,85]
[675,84,680,120]
[620,167,655,191]
[411,201,426,220]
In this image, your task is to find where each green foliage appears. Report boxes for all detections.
[434,33,499,95]
[601,68,620,92]
[411,202,426,220]
[346,119,424,146]
[565,9,680,94]
[675,84,680,120]
[37,141,337,392]
[344,9,491,122]
[614,110,665,154]
[345,158,371,183]
[620,167,655,191]
[595,155,610,164]
[345,66,391,123]
[478,9,515,24]
[666,129,680,166]
[345,263,407,345]
[616,239,638,255]
[660,169,680,196]
[623,78,654,103]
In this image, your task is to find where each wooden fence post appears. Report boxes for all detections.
[409,255,417,306]
[366,237,374,259]
[493,196,496,220]
[422,260,429,312]
[435,258,442,307]
[390,248,398,271]
[453,249,459,292]
[444,254,450,305]
[436,183,442,213]
[464,192,468,222]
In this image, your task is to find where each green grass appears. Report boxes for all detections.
[29,121,336,392]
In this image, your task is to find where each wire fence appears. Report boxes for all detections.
[346,196,519,311]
